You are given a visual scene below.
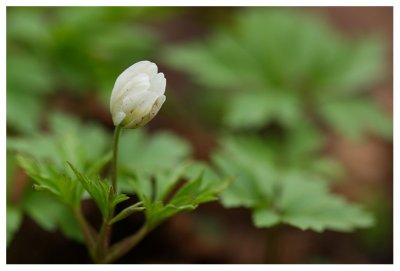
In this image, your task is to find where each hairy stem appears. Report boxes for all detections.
[73,208,97,262]
[104,224,149,264]
[94,218,109,262]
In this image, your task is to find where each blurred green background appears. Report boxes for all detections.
[6,6,393,263]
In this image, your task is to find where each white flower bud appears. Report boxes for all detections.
[110,60,166,128]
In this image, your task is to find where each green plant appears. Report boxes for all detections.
[7,59,229,263]
[7,111,228,263]
[213,135,373,231]
[7,7,173,134]
[165,8,391,233]
[165,8,391,139]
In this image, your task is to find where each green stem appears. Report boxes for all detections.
[111,125,122,193]
[104,224,149,264]
[94,218,109,262]
[94,125,123,262]
[73,208,97,262]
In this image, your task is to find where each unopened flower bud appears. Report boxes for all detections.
[110,60,166,128]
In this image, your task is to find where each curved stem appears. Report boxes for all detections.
[111,125,122,193]
[104,224,149,264]
[73,208,97,262]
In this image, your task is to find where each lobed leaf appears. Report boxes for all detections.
[165,9,389,137]
[214,136,374,232]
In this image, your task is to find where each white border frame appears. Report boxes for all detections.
[1,1,397,271]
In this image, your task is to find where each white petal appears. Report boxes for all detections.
[128,95,166,128]
[113,61,157,94]
[148,73,166,96]
[113,73,151,103]
[120,91,158,126]
[122,91,158,112]
[112,111,126,126]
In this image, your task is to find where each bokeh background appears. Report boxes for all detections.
[6,6,393,264]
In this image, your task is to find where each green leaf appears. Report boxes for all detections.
[119,129,191,177]
[68,162,111,218]
[86,151,112,177]
[23,190,63,230]
[118,129,192,196]
[252,208,280,228]
[7,152,17,199]
[57,207,84,242]
[214,136,374,232]
[6,51,54,134]
[213,136,278,206]
[224,90,302,129]
[109,202,145,225]
[131,162,230,229]
[7,53,54,95]
[154,161,191,202]
[168,169,230,210]
[16,155,83,208]
[278,177,374,232]
[7,90,43,134]
[8,112,111,174]
[165,42,243,89]
[111,194,130,210]
[23,190,84,242]
[319,98,392,140]
[7,206,23,246]
[285,121,325,158]
[165,9,387,141]
[168,171,205,206]
[68,162,129,219]
[315,38,384,94]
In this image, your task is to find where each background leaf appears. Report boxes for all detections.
[165,9,390,138]
[213,136,374,232]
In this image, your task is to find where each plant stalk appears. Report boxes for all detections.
[111,125,122,193]
[73,208,97,262]
[104,224,149,264]
[94,125,123,262]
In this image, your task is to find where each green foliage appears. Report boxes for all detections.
[17,155,83,208]
[7,112,229,249]
[119,129,191,175]
[22,190,84,242]
[120,145,228,228]
[7,113,111,243]
[8,112,111,173]
[129,162,230,229]
[68,163,129,219]
[6,153,23,246]
[165,7,385,233]
[7,206,22,245]
[109,202,145,225]
[6,7,170,134]
[7,53,54,134]
[318,98,392,140]
[117,129,192,193]
[213,136,374,232]
[165,8,391,139]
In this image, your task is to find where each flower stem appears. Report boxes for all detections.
[104,224,149,263]
[93,125,123,262]
[111,125,122,193]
